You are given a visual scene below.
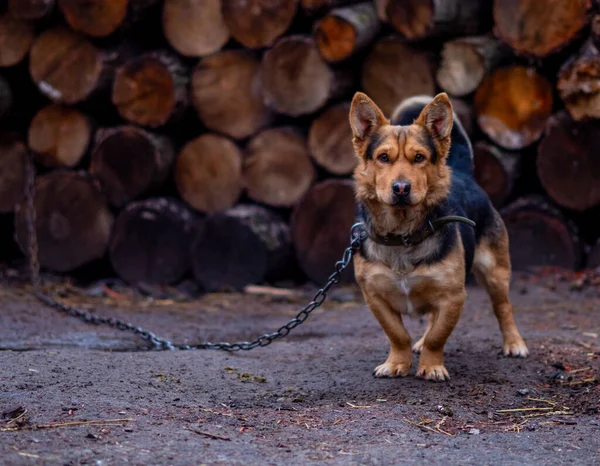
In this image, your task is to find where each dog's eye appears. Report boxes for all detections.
[377,153,390,163]
[414,153,426,163]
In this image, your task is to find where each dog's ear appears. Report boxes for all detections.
[417,93,453,141]
[349,92,387,141]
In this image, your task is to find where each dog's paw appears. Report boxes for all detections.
[373,362,410,378]
[416,364,449,382]
[503,337,529,358]
[412,338,425,354]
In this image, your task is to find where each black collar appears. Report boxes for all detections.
[361,215,476,247]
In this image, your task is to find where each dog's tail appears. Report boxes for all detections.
[389,95,474,176]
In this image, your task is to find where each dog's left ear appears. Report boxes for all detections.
[418,93,453,140]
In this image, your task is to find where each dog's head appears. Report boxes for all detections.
[349,92,453,209]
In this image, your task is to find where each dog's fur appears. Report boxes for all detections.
[349,92,528,381]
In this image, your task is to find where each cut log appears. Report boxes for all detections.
[500,195,583,271]
[383,0,484,40]
[0,13,35,68]
[14,170,114,272]
[436,35,510,97]
[191,204,294,291]
[290,179,356,284]
[7,0,55,20]
[537,111,600,212]
[587,239,600,270]
[109,197,195,285]
[260,35,348,117]
[474,65,553,150]
[57,0,128,37]
[162,0,230,58]
[557,39,600,121]
[0,135,27,213]
[112,50,189,128]
[301,0,360,15]
[28,104,92,168]
[29,27,109,104]
[174,134,243,214]
[473,142,520,208]
[361,36,435,116]
[191,50,274,140]
[243,127,316,208]
[89,126,175,208]
[493,0,591,58]
[448,96,474,137]
[221,0,298,50]
[0,75,13,118]
[313,2,380,63]
[308,102,356,175]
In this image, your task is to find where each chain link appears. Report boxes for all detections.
[22,152,365,352]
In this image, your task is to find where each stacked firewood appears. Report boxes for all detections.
[1,0,600,293]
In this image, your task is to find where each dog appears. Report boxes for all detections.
[349,91,529,381]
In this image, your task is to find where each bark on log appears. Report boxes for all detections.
[536,111,600,212]
[313,2,380,63]
[109,197,195,285]
[493,0,591,58]
[14,170,114,272]
[221,0,298,50]
[500,195,583,271]
[28,104,92,168]
[57,0,127,37]
[260,35,349,117]
[474,65,553,150]
[361,36,435,116]
[162,0,230,58]
[191,50,274,140]
[301,0,360,15]
[0,13,35,68]
[0,135,27,213]
[436,35,509,97]
[308,102,356,175]
[382,0,484,41]
[89,126,175,208]
[473,141,520,208]
[191,204,294,291]
[243,127,316,208]
[112,50,189,128]
[557,39,600,121]
[174,134,243,214]
[29,27,109,104]
[290,179,356,284]
[7,0,55,20]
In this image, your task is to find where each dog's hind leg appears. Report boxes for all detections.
[472,223,529,357]
[412,313,433,354]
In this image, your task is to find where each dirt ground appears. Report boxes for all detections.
[1,266,599,465]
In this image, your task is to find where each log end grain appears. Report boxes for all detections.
[437,38,486,97]
[29,27,104,104]
[8,0,55,20]
[473,141,520,208]
[493,0,591,58]
[291,179,356,284]
[14,170,114,272]
[243,127,316,208]
[174,134,243,214]
[162,0,230,58]
[109,197,194,285]
[474,66,553,150]
[308,102,356,175]
[222,0,298,49]
[28,104,92,168]
[0,13,35,68]
[314,14,357,63]
[58,0,128,37]
[261,35,334,117]
[192,50,274,140]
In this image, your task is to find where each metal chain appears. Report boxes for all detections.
[22,151,365,352]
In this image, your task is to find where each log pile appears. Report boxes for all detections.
[1,0,600,294]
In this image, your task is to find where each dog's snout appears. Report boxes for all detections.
[392,181,411,196]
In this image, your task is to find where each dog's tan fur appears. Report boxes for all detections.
[349,92,528,381]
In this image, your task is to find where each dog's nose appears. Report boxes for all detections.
[392,181,411,196]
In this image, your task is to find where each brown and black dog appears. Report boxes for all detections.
[349,91,528,381]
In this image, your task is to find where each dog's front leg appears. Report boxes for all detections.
[415,290,465,381]
[362,290,413,378]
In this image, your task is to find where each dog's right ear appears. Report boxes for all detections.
[349,92,387,141]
